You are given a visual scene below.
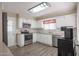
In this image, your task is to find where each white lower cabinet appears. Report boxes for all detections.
[33,33,37,43]
[17,34,24,47]
[17,33,52,47]
[36,33,52,46]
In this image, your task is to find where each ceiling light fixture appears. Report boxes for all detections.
[28,2,51,13]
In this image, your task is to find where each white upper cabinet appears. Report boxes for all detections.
[18,17,38,28]
[18,13,76,29]
[65,14,76,27]
[56,13,76,28]
[37,13,76,29]
[35,20,42,28]
[30,20,37,28]
[56,16,65,28]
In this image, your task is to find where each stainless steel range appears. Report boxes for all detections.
[24,33,33,45]
[22,23,33,46]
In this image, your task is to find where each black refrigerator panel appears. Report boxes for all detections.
[58,39,74,56]
[59,27,74,56]
[61,27,66,31]
[65,28,73,39]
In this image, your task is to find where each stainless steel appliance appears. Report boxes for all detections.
[24,33,33,45]
[52,35,59,47]
[61,27,73,40]
[22,23,32,46]
[22,23,31,28]
[58,27,74,56]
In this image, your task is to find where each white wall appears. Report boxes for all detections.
[0,8,2,42]
[0,2,2,42]
[37,13,76,29]
[0,3,13,55]
[7,13,17,47]
[74,3,79,56]
[77,3,79,45]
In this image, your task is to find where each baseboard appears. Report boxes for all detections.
[9,45,18,49]
[36,41,52,47]
[53,46,58,48]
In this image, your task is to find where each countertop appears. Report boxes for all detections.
[16,28,64,38]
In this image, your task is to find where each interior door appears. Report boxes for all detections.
[7,16,16,47]
[2,12,8,45]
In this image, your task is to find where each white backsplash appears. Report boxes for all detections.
[29,28,64,37]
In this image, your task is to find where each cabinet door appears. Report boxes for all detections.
[56,16,65,28]
[43,34,52,46]
[36,20,42,28]
[65,14,76,27]
[17,35,24,47]
[33,33,37,43]
[36,33,52,46]
[36,33,43,42]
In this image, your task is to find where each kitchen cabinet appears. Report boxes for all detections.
[33,33,37,43]
[36,33,52,46]
[18,17,38,28]
[17,34,33,47]
[35,20,42,28]
[65,14,76,27]
[56,14,76,28]
[17,34,24,47]
[31,21,37,28]
[56,16,65,28]
[33,33,40,43]
[52,35,58,47]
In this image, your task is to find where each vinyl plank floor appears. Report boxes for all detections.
[9,43,57,56]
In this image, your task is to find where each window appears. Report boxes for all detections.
[28,2,50,13]
[42,19,56,30]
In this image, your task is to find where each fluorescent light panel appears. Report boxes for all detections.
[28,2,50,13]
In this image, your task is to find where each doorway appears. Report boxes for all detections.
[2,12,17,47]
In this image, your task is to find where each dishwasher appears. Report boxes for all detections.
[52,35,60,47]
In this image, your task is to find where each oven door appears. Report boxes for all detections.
[24,34,32,41]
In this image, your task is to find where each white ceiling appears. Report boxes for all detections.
[2,2,77,19]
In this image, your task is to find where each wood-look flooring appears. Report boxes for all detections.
[9,43,57,56]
